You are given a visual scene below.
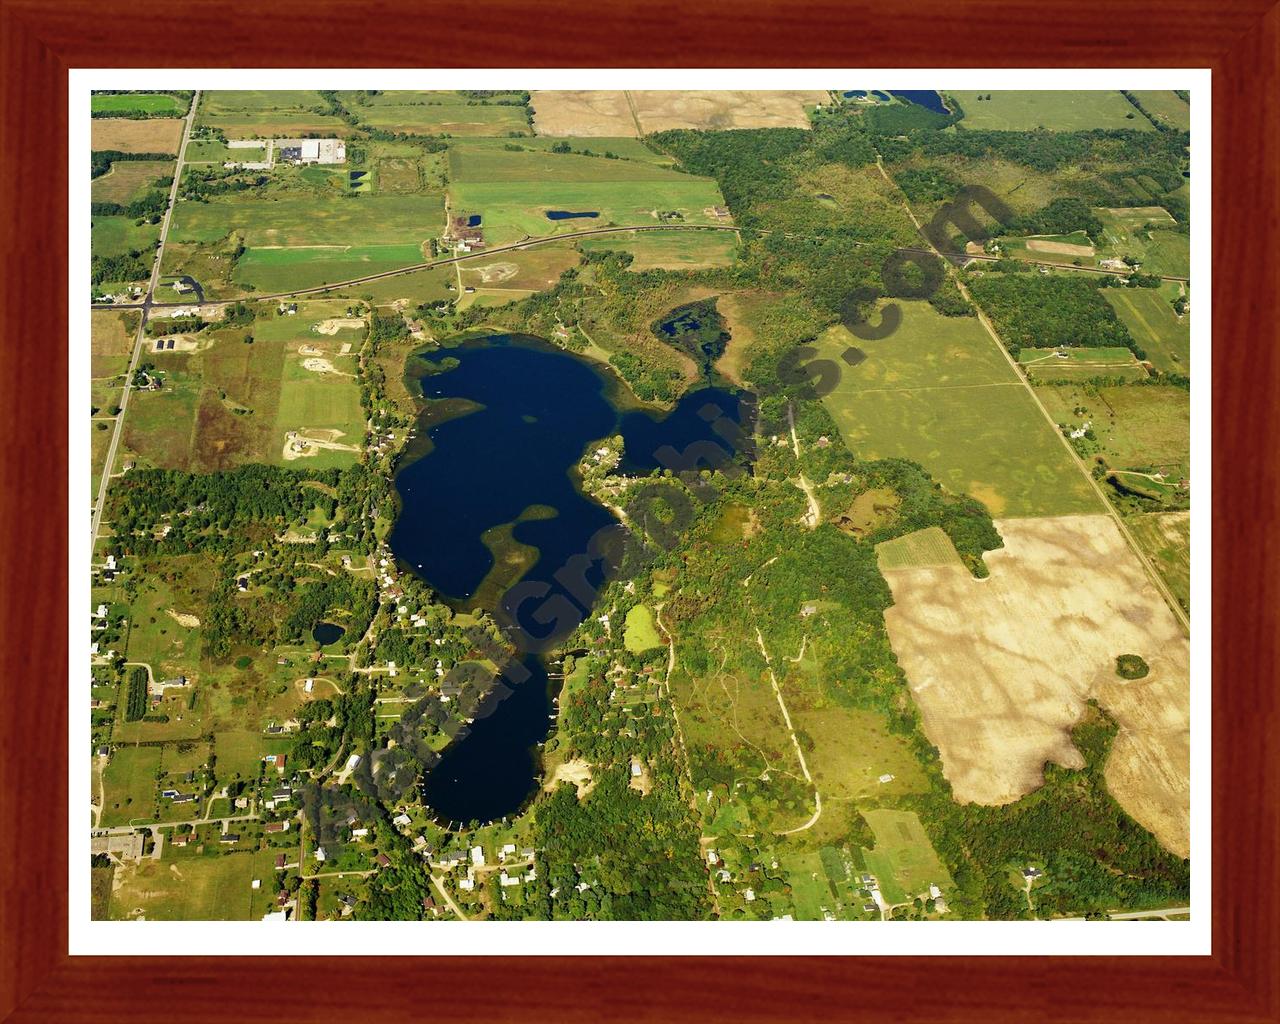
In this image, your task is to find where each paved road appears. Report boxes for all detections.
[1056,905,1191,921]
[90,89,201,548]
[89,226,1189,314]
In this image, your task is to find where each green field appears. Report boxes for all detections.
[1017,345,1148,382]
[948,90,1152,131]
[460,135,674,165]
[1129,90,1192,131]
[875,526,964,570]
[233,243,427,292]
[1103,284,1191,375]
[1038,382,1190,472]
[1127,511,1191,613]
[109,847,282,920]
[100,746,162,826]
[337,92,530,136]
[92,160,174,205]
[214,729,267,784]
[91,215,161,260]
[197,90,348,137]
[860,809,953,907]
[623,605,662,653]
[815,303,1101,517]
[184,139,234,163]
[170,193,444,247]
[452,181,728,244]
[93,92,185,115]
[450,145,688,184]
[1093,207,1190,278]
[577,229,738,271]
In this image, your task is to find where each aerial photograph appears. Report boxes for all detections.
[87,87,1193,924]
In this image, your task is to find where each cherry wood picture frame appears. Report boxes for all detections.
[2,1,1276,1019]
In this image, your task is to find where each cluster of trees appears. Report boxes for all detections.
[123,666,149,721]
[178,166,268,202]
[146,316,207,336]
[90,250,151,286]
[90,149,176,180]
[1000,197,1103,240]
[280,574,376,645]
[966,273,1142,358]
[90,186,169,222]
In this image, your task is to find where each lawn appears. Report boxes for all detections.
[1127,511,1191,614]
[93,93,185,116]
[1102,284,1191,375]
[814,303,1101,517]
[91,160,174,205]
[948,91,1152,131]
[184,139,234,163]
[623,605,662,653]
[272,362,365,469]
[577,229,739,271]
[100,746,161,826]
[214,729,267,785]
[452,181,727,244]
[1129,90,1192,131]
[860,809,953,907]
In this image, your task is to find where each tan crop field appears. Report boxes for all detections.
[881,514,1190,857]
[630,90,828,132]
[92,118,184,154]
[531,91,639,136]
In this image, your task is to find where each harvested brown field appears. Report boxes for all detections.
[92,118,184,154]
[881,514,1190,857]
[531,91,639,137]
[91,310,135,378]
[1025,238,1096,256]
[631,90,828,132]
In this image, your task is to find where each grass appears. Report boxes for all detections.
[1129,90,1191,131]
[948,91,1152,131]
[196,90,348,137]
[214,729,266,785]
[815,303,1101,517]
[1101,284,1191,375]
[109,847,282,921]
[100,746,161,826]
[875,526,964,570]
[449,144,689,184]
[272,358,365,468]
[338,93,530,136]
[170,193,445,248]
[1127,512,1191,613]
[577,229,739,271]
[93,93,186,115]
[623,605,662,653]
[1093,207,1190,278]
[1038,383,1190,471]
[91,160,173,205]
[860,809,953,906]
[1017,345,1148,382]
[232,243,427,292]
[463,135,674,165]
[184,139,234,163]
[452,181,727,244]
[91,310,135,378]
[91,215,160,260]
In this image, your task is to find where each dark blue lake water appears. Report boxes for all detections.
[890,90,949,115]
[389,334,750,823]
[545,210,598,221]
[312,621,345,645]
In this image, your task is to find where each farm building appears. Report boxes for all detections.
[277,138,346,165]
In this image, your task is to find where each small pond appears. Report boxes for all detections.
[312,622,345,646]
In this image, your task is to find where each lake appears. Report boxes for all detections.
[389,333,751,824]
[312,621,345,645]
[890,90,950,115]
[545,210,598,221]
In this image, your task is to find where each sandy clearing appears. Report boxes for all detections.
[1025,238,1096,256]
[545,758,595,798]
[315,318,365,335]
[302,357,341,374]
[881,514,1189,856]
[472,262,519,283]
[166,609,201,628]
[282,429,360,461]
